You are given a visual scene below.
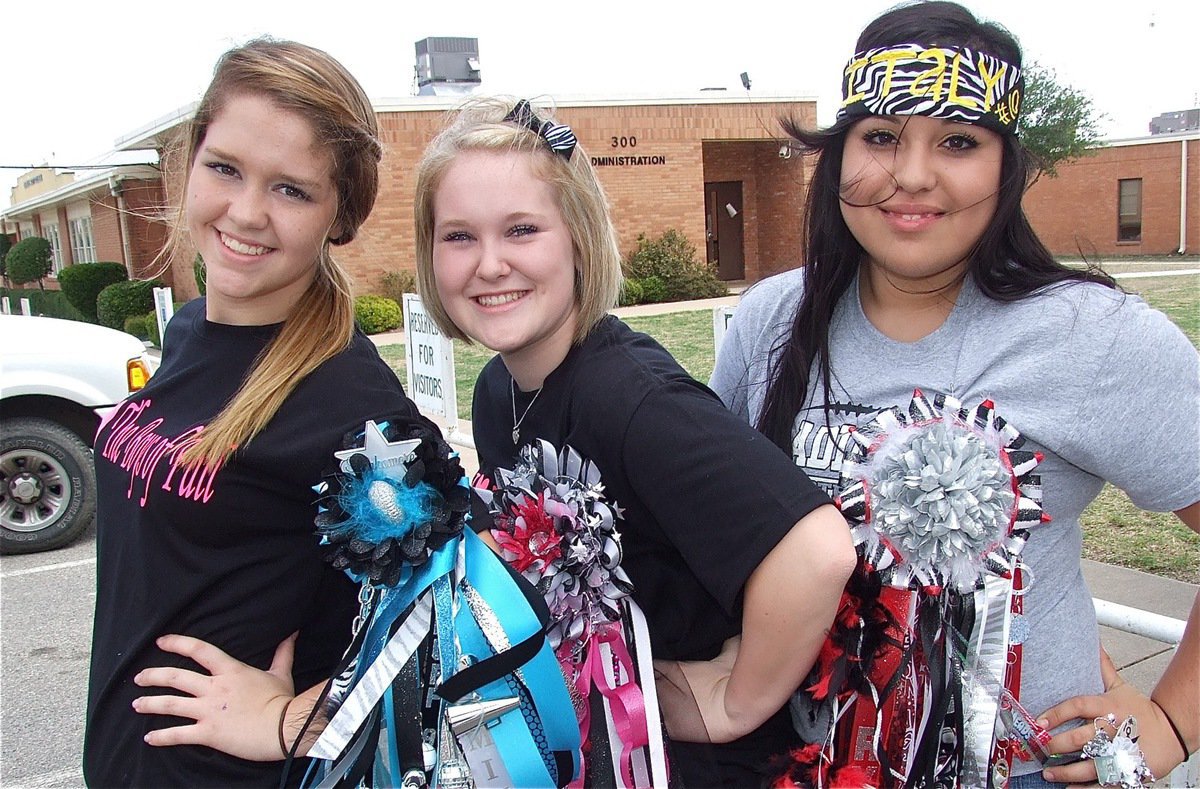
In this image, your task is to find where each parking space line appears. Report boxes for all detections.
[0,557,96,579]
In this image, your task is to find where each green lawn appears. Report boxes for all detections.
[378,273,1200,582]
[1081,274,1199,582]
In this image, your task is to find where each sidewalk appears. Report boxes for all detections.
[1083,560,1195,695]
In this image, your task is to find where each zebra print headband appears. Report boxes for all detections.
[837,44,1023,134]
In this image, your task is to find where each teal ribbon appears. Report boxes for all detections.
[451,529,581,786]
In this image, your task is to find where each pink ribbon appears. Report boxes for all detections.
[567,624,652,788]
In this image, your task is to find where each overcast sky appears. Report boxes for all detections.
[3,0,1197,208]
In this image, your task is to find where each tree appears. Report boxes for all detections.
[5,237,54,290]
[1019,62,1104,178]
[0,234,13,285]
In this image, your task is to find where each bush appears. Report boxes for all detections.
[618,278,643,306]
[354,295,402,335]
[0,234,12,284]
[57,262,128,322]
[636,275,669,304]
[0,286,85,320]
[624,229,726,302]
[379,270,417,304]
[97,279,161,330]
[194,254,206,296]
[123,311,163,347]
[5,237,54,290]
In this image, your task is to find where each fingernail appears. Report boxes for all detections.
[1043,770,1055,781]
[1037,718,1049,728]
[132,699,140,711]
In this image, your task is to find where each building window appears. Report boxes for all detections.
[44,224,64,273]
[1118,178,1142,242]
[69,216,96,263]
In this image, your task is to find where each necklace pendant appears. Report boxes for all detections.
[512,427,520,444]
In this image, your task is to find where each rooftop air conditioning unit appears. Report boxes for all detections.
[415,37,481,96]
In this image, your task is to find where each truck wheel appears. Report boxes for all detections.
[0,417,97,554]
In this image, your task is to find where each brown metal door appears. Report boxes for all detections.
[705,181,745,280]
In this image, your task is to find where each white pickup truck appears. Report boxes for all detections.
[1,315,157,553]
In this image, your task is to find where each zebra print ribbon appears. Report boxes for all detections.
[837,44,1024,133]
[504,99,578,160]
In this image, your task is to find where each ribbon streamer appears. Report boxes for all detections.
[487,440,667,788]
[309,591,433,760]
[777,392,1046,788]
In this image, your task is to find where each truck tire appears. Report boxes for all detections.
[0,417,97,554]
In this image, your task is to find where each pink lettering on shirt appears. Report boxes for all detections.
[100,399,225,507]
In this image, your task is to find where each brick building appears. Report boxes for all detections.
[1,162,167,284]
[3,95,816,300]
[5,102,1195,302]
[1024,130,1198,258]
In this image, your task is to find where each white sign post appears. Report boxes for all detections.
[402,293,467,445]
[713,305,736,356]
[152,286,175,343]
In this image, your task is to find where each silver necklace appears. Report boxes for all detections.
[510,378,543,444]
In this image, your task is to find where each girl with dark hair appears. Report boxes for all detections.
[711,2,1198,787]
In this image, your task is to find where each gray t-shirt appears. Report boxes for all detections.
[710,268,1200,775]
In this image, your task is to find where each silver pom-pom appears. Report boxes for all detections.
[867,421,1015,591]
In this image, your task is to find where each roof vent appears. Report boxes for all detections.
[415,37,481,96]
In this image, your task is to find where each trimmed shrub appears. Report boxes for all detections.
[618,278,644,306]
[0,286,85,320]
[97,279,161,330]
[354,294,402,335]
[5,237,53,290]
[123,311,163,347]
[625,229,727,302]
[57,262,128,322]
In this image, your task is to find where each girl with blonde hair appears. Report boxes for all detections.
[415,96,855,787]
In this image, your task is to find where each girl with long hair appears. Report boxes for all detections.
[83,38,429,787]
[711,3,1198,787]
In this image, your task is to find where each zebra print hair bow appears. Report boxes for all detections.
[503,99,578,160]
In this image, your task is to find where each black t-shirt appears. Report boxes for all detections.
[84,299,418,788]
[472,315,830,787]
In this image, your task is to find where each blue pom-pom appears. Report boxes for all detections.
[330,466,442,544]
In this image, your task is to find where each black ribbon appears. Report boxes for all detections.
[503,99,577,160]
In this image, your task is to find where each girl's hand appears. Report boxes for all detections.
[132,632,297,761]
[1037,648,1182,786]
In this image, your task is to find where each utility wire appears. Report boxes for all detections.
[1,163,159,170]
